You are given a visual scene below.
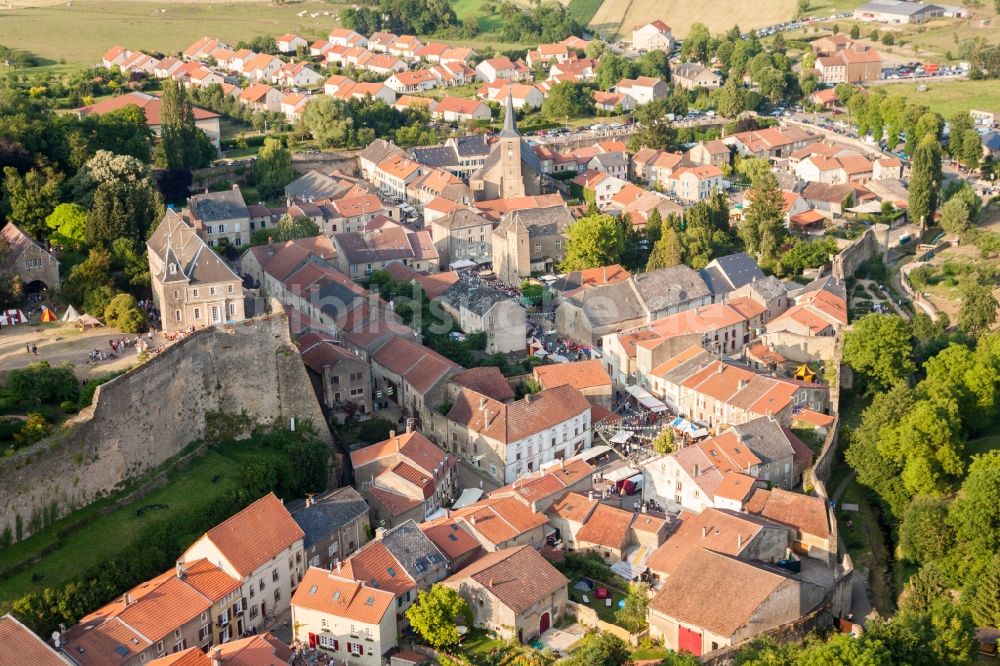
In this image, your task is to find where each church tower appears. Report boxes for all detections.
[498,91,526,199]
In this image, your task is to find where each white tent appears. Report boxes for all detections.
[61,304,80,323]
[624,385,668,413]
[0,309,27,325]
[451,488,484,509]
[75,314,104,329]
[449,259,476,270]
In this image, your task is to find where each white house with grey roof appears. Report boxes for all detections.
[188,184,252,248]
[699,252,767,298]
[411,135,491,180]
[291,487,371,570]
[147,208,246,332]
[428,208,493,269]
[438,278,527,354]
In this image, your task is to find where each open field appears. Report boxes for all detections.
[0,0,347,66]
[588,0,797,39]
[878,79,1000,117]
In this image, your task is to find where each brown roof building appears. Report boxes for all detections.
[350,431,457,527]
[0,614,70,665]
[443,545,568,642]
[648,548,826,657]
[446,384,592,484]
[533,360,612,408]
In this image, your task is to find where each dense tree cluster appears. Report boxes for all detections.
[496,1,582,43]
[298,95,438,150]
[844,318,1000,623]
[342,0,459,36]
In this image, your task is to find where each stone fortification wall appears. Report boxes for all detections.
[0,312,329,543]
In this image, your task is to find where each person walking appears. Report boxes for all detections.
[31,344,37,356]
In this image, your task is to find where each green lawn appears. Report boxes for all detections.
[873,80,1000,118]
[0,0,350,68]
[458,628,510,665]
[965,433,1000,458]
[569,577,628,626]
[567,0,604,26]
[632,645,670,660]
[0,440,278,603]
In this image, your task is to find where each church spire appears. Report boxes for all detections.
[499,90,519,138]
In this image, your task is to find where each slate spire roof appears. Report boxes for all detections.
[500,90,519,138]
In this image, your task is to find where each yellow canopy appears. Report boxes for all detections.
[40,307,57,322]
[795,364,817,382]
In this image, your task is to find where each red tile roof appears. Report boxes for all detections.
[534,359,611,391]
[350,431,454,475]
[76,92,218,125]
[0,614,69,665]
[445,545,567,613]
[193,493,303,577]
[420,519,483,561]
[340,541,416,596]
[293,568,395,624]
[451,497,548,546]
[575,502,635,550]
[447,384,591,444]
[645,508,774,577]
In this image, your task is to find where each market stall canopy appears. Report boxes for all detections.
[610,430,632,445]
[75,314,104,329]
[625,384,668,413]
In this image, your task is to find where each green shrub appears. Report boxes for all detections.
[5,362,80,407]
[78,370,127,410]
[60,401,78,414]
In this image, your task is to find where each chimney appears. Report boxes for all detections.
[588,490,594,500]
[389,429,396,440]
[375,526,386,540]
[701,526,708,538]
[336,559,342,572]
[488,578,494,589]
[737,533,744,549]
[122,592,132,607]
[305,494,315,508]
[231,183,239,191]
[470,515,477,525]
[693,464,700,477]
[175,561,185,579]
[479,397,487,410]
[211,648,223,666]
[560,458,565,469]
[524,392,532,404]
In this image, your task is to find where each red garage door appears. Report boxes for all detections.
[678,626,702,656]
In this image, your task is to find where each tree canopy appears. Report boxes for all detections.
[560,213,625,271]
[404,584,472,649]
[842,314,915,392]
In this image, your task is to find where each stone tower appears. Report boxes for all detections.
[498,91,525,199]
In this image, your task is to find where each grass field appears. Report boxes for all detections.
[875,80,1000,118]
[0,0,347,67]
[588,0,797,39]
[0,440,279,603]
[567,0,603,26]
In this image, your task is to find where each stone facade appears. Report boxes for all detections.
[0,310,330,544]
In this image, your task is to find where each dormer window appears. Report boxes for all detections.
[169,263,177,275]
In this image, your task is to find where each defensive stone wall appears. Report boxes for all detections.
[0,311,329,544]
[832,227,881,280]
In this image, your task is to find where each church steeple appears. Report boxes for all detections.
[499,90,519,138]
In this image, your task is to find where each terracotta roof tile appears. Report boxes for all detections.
[746,487,830,539]
[445,546,567,613]
[534,359,611,391]
[340,541,416,596]
[0,614,70,665]
[420,519,483,561]
[645,508,774,577]
[575,503,634,550]
[194,493,303,577]
[447,384,591,444]
[293,568,395,624]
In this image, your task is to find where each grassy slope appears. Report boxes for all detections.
[0,441,280,603]
[588,0,797,39]
[875,80,1000,118]
[0,0,345,67]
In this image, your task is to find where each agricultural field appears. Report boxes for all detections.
[875,79,1000,118]
[588,0,797,39]
[0,0,348,67]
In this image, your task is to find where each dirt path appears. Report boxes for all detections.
[0,322,161,380]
